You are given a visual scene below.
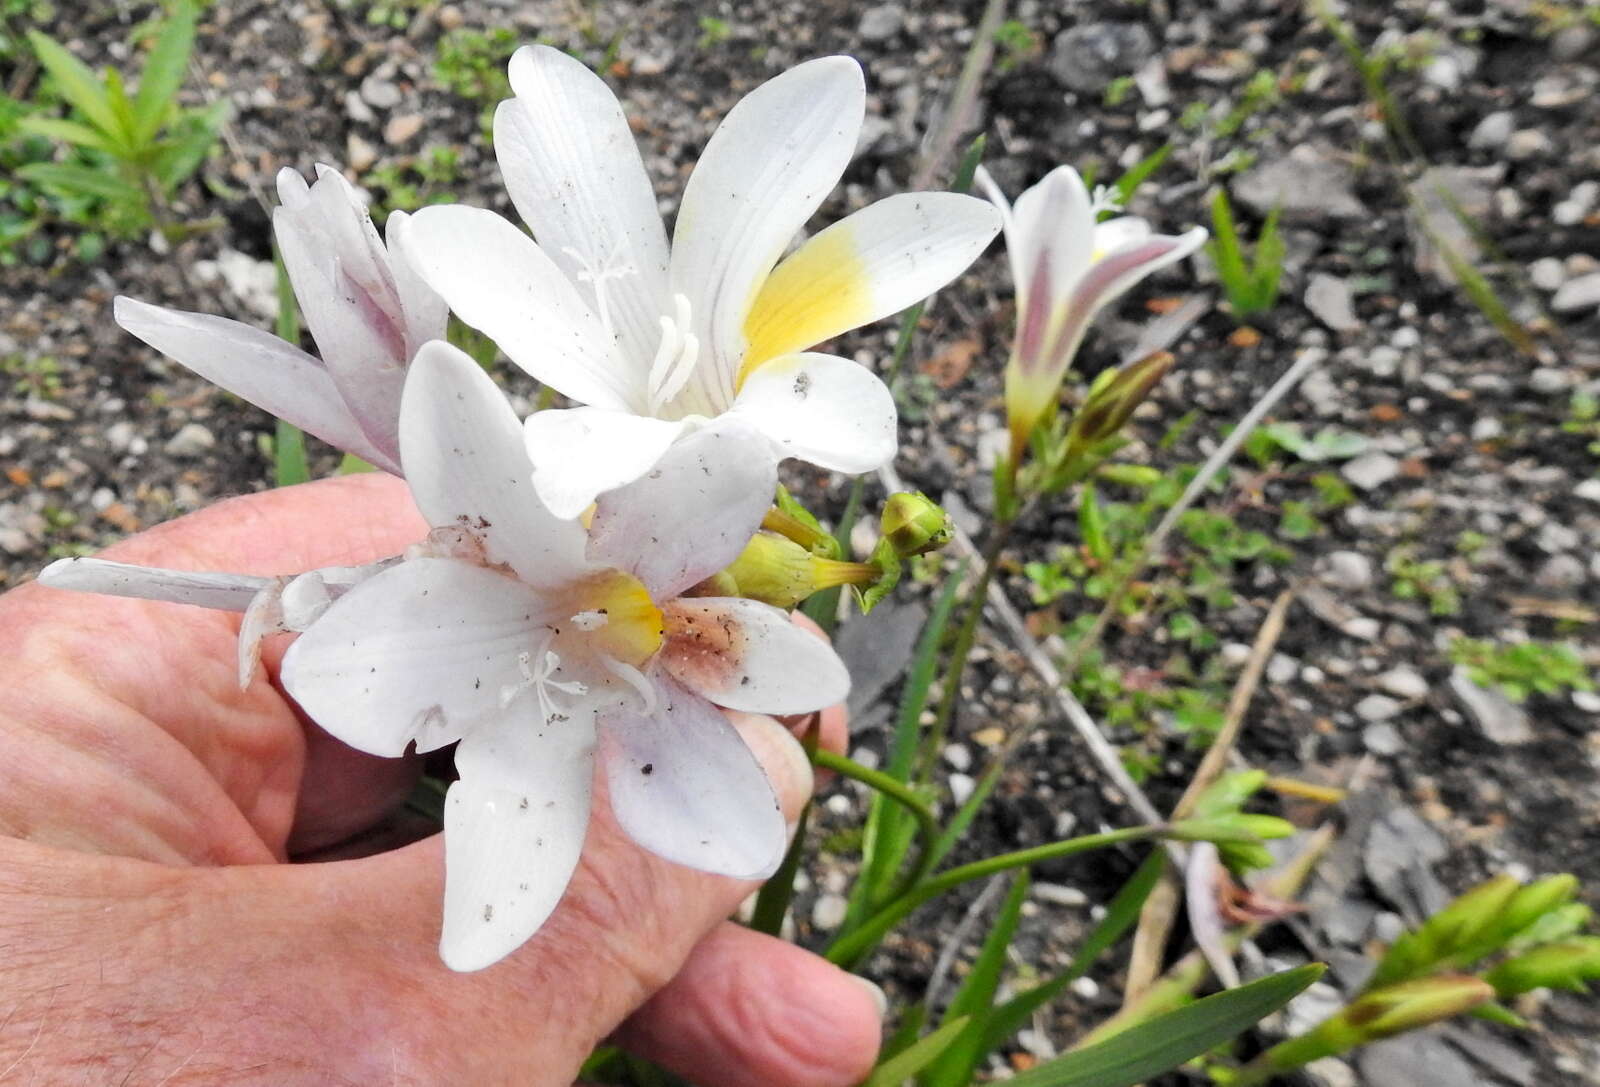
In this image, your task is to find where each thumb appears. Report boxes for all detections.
[298,712,816,1079]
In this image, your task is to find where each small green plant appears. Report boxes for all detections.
[1244,422,1369,466]
[696,15,732,49]
[1214,69,1280,139]
[357,0,427,29]
[1206,187,1285,320]
[1386,547,1461,616]
[1,353,62,398]
[1103,75,1135,107]
[992,19,1039,72]
[361,144,462,217]
[19,3,225,245]
[434,27,519,104]
[1449,638,1594,702]
[1563,390,1600,457]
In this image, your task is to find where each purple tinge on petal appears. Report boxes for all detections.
[1013,245,1055,374]
[1041,233,1203,380]
[597,670,786,879]
[587,418,778,600]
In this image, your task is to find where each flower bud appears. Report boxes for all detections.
[1341,976,1496,1040]
[1501,874,1580,940]
[880,492,953,558]
[708,531,877,609]
[1371,874,1521,987]
[1484,936,1600,998]
[1062,351,1175,461]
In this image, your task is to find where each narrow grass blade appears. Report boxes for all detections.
[981,849,1164,1054]
[842,562,966,934]
[748,801,810,936]
[15,116,121,154]
[860,1016,973,1087]
[1111,143,1171,207]
[1004,965,1324,1087]
[922,872,1031,1087]
[272,251,310,487]
[17,162,143,202]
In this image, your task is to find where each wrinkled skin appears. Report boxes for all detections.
[0,473,876,1086]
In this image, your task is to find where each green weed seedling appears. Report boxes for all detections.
[1448,638,1595,703]
[1206,187,1285,321]
[1386,547,1461,617]
[1,353,62,398]
[20,3,225,246]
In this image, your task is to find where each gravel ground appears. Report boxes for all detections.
[2,2,1598,1084]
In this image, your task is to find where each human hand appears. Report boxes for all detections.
[0,472,880,1085]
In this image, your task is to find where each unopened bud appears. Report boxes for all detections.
[1372,874,1521,988]
[1485,936,1600,998]
[1341,975,1496,1040]
[709,531,877,609]
[880,492,952,558]
[1502,874,1580,939]
[1063,351,1174,459]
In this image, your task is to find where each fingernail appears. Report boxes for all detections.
[850,974,889,1019]
[729,712,815,824]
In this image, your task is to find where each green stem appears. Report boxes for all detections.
[812,749,939,859]
[826,824,1164,967]
[921,518,1014,782]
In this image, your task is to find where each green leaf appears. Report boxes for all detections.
[923,874,1032,1087]
[860,1016,972,1087]
[15,116,121,154]
[748,801,810,936]
[102,67,139,152]
[1003,965,1324,1087]
[132,3,198,145]
[147,99,227,189]
[274,421,310,487]
[1078,483,1112,564]
[843,563,965,934]
[982,850,1165,1055]
[26,29,129,151]
[16,162,143,202]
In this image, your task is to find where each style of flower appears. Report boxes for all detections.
[277,342,847,969]
[976,165,1208,463]
[402,46,1003,517]
[114,164,448,475]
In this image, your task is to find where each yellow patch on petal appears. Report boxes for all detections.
[738,223,874,388]
[572,569,663,667]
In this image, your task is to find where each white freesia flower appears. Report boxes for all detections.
[976,165,1207,461]
[42,340,849,971]
[285,341,845,969]
[114,164,448,475]
[403,46,1003,517]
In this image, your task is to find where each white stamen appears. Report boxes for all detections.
[601,657,658,715]
[501,646,588,722]
[646,293,700,414]
[1090,184,1124,217]
[570,609,608,632]
[563,237,637,348]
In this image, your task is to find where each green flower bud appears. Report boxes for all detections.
[1484,936,1600,998]
[709,531,877,609]
[879,492,952,558]
[1063,351,1175,460]
[1502,874,1580,940]
[1340,975,1496,1040]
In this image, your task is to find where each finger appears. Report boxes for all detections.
[0,474,429,862]
[614,922,884,1087]
[777,612,849,783]
[307,713,820,1079]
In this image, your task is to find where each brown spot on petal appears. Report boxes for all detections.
[661,600,746,694]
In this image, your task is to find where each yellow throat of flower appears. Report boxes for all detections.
[568,569,664,668]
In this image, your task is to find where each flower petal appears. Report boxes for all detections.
[405,205,640,411]
[280,557,552,757]
[730,352,897,473]
[669,56,865,414]
[587,419,776,599]
[274,166,411,465]
[522,407,687,520]
[1007,165,1096,311]
[37,556,272,611]
[400,341,589,589]
[599,672,784,879]
[661,597,849,714]
[384,209,451,354]
[497,45,670,373]
[113,296,399,473]
[1042,227,1210,375]
[441,710,596,971]
[740,192,1001,377]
